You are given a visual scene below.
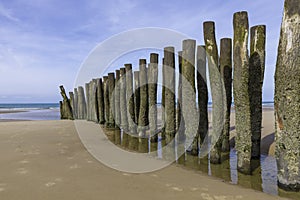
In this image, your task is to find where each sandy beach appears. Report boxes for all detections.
[0,109,291,200]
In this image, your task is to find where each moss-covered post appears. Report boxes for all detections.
[138,59,149,137]
[107,73,115,128]
[114,70,121,128]
[274,0,300,191]
[204,22,225,164]
[249,25,266,159]
[196,45,208,145]
[181,39,198,156]
[148,53,159,143]
[233,12,252,174]
[77,86,86,119]
[74,88,78,119]
[134,71,140,125]
[59,85,73,120]
[97,78,105,124]
[103,76,109,125]
[220,38,233,152]
[164,47,176,144]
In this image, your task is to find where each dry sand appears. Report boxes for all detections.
[0,110,288,200]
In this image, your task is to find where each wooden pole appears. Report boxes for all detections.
[181,39,198,156]
[161,58,166,140]
[233,12,252,174]
[148,53,159,142]
[164,47,176,144]
[197,45,209,145]
[115,70,121,128]
[138,59,149,137]
[220,38,233,152]
[85,82,91,121]
[275,0,300,191]
[77,86,86,119]
[249,25,266,159]
[97,78,105,124]
[107,73,115,128]
[134,71,140,125]
[120,68,129,147]
[103,76,110,125]
[74,88,78,119]
[69,91,74,119]
[91,79,98,123]
[125,64,136,134]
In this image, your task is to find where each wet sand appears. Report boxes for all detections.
[0,115,288,200]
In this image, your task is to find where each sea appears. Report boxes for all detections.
[0,103,60,121]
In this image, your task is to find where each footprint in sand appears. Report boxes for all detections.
[19,160,29,164]
[200,193,214,200]
[16,168,28,175]
[190,187,199,191]
[69,164,80,169]
[172,187,183,192]
[45,182,56,187]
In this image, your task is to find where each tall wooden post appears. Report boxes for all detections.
[233,12,252,174]
[107,73,115,128]
[161,58,166,140]
[249,25,266,159]
[134,71,140,125]
[138,59,149,137]
[77,86,87,119]
[103,76,110,125]
[164,47,176,144]
[74,88,78,119]
[85,83,91,121]
[125,64,136,134]
[181,39,198,156]
[97,78,105,124]
[115,70,121,128]
[120,68,128,146]
[220,38,233,152]
[69,92,74,118]
[91,79,98,123]
[197,45,208,145]
[148,53,159,142]
[275,0,300,191]
[204,22,225,163]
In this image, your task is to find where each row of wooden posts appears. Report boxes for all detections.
[60,3,300,192]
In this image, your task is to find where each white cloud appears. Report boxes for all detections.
[0,3,19,22]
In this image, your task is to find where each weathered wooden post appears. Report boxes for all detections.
[77,86,87,119]
[204,22,225,163]
[134,71,140,125]
[85,83,91,121]
[164,47,176,144]
[114,70,121,144]
[125,64,136,134]
[69,91,74,118]
[249,25,266,159]
[74,88,78,119]
[120,68,129,146]
[115,70,121,128]
[275,0,300,191]
[161,58,166,140]
[181,39,198,156]
[103,76,110,124]
[233,12,252,174]
[107,73,115,128]
[125,64,138,150]
[138,59,149,137]
[59,101,64,119]
[148,53,159,143]
[196,46,208,145]
[220,38,233,152]
[91,79,98,123]
[59,85,73,120]
[97,78,105,124]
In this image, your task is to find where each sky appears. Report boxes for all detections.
[0,0,284,103]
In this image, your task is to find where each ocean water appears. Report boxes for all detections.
[0,103,60,121]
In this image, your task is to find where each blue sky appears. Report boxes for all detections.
[0,0,284,103]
